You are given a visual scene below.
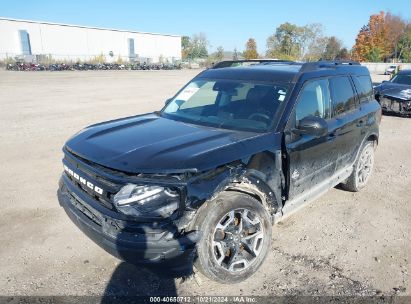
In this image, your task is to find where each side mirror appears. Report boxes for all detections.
[296,116,328,137]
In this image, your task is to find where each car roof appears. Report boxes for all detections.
[198,64,301,83]
[398,69,411,75]
[197,60,370,83]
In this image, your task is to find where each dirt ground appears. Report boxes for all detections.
[0,70,409,298]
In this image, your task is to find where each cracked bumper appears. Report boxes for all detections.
[58,175,200,272]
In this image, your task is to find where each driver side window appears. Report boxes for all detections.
[295,78,331,124]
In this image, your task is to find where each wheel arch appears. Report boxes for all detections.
[225,172,280,220]
[353,131,379,164]
[366,133,379,147]
[187,165,281,230]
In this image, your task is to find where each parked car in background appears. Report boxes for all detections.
[375,69,411,116]
[385,65,398,75]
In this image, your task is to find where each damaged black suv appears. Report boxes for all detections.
[58,60,381,283]
[374,69,411,116]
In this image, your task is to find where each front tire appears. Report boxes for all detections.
[342,141,375,192]
[194,192,272,284]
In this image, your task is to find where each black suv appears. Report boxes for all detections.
[58,60,381,283]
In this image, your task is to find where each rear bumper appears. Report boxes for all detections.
[58,174,200,273]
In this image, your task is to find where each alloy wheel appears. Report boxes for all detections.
[357,145,374,187]
[212,208,264,272]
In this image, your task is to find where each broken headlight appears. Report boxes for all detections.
[113,184,180,218]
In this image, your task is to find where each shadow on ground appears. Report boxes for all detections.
[98,219,196,302]
[101,262,185,302]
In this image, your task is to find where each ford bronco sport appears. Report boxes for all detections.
[58,60,381,283]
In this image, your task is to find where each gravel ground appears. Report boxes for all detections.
[0,70,409,298]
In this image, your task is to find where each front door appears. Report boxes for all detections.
[285,78,338,200]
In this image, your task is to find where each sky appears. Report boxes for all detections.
[1,0,410,53]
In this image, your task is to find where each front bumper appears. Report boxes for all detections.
[58,174,200,273]
[380,97,411,116]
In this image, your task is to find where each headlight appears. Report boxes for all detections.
[113,184,180,218]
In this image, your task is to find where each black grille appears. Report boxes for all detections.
[63,151,122,210]
[65,172,115,210]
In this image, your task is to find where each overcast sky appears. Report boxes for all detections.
[2,0,410,53]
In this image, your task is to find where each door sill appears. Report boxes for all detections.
[275,165,353,223]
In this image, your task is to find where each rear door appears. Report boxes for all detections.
[328,76,363,171]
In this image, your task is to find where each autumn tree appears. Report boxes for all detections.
[181,36,191,59]
[243,38,258,59]
[353,11,393,62]
[384,12,406,60]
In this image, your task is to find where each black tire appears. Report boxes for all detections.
[193,192,272,284]
[341,141,375,192]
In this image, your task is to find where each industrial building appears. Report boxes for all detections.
[0,17,182,63]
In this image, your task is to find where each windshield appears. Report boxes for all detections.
[162,79,288,132]
[391,74,411,85]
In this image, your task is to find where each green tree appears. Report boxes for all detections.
[182,33,209,60]
[266,22,301,59]
[322,36,343,60]
[243,38,258,59]
[398,24,411,62]
[336,48,350,60]
[266,22,326,61]
[367,47,383,62]
[190,33,209,59]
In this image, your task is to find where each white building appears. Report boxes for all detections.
[0,17,182,63]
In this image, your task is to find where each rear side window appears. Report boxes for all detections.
[330,76,356,116]
[353,75,373,103]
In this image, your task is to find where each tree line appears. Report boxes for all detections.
[181,11,410,63]
[352,12,411,62]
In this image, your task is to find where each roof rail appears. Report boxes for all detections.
[299,60,360,72]
[212,59,294,69]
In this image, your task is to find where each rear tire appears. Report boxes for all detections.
[342,141,375,192]
[194,192,272,284]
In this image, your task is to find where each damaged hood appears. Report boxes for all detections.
[65,113,281,174]
[376,82,411,101]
